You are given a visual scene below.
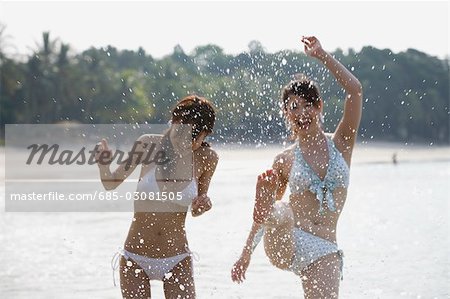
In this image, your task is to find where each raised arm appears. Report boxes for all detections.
[302,36,363,148]
[95,134,160,190]
[197,147,219,196]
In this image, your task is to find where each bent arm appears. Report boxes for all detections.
[191,147,219,217]
[98,134,160,190]
[197,148,219,196]
[316,50,363,143]
[242,221,264,256]
[317,50,362,95]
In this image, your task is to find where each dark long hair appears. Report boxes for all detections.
[171,95,215,147]
[281,78,322,140]
[158,95,216,181]
[281,79,321,112]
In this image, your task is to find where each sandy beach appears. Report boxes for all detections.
[0,142,449,298]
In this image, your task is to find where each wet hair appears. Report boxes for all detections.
[171,95,216,147]
[158,95,215,180]
[281,79,321,112]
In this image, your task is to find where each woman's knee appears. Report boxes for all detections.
[266,202,294,227]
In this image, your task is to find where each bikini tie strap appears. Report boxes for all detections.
[111,250,123,287]
[187,250,200,262]
[309,181,336,214]
[338,250,344,281]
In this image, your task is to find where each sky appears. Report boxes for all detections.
[0,1,449,59]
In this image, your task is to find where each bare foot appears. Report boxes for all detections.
[253,169,278,224]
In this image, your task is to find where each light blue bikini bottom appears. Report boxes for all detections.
[289,228,344,279]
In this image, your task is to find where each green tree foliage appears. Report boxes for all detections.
[0,33,448,144]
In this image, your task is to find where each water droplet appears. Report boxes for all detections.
[164,272,173,279]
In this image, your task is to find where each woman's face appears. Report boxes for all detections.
[169,121,192,153]
[286,95,322,133]
[169,121,208,152]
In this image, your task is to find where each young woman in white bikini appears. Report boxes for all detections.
[97,95,219,298]
[231,36,362,298]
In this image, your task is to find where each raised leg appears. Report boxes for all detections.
[253,169,277,224]
[263,201,295,270]
[253,169,295,270]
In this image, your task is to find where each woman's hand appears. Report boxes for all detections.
[231,252,251,283]
[301,36,325,59]
[95,138,113,166]
[191,194,212,217]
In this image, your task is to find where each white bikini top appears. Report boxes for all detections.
[136,167,197,208]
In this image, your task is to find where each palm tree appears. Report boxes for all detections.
[26,31,59,122]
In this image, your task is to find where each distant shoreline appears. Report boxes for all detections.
[0,141,448,174]
[210,140,450,149]
[211,141,450,165]
[0,140,448,148]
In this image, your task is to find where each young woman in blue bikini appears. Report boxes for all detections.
[231,36,363,298]
[97,95,219,298]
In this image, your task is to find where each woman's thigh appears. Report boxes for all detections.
[163,255,195,298]
[264,225,295,270]
[119,256,151,299]
[263,202,295,270]
[301,252,342,299]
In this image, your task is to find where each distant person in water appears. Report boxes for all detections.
[231,36,363,298]
[96,95,219,298]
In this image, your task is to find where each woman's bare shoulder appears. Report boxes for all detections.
[273,143,296,171]
[195,146,219,163]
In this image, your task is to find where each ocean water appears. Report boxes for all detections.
[0,146,449,299]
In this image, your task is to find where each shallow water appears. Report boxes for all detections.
[0,146,449,298]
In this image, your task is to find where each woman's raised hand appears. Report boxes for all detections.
[301,36,325,58]
[95,138,113,165]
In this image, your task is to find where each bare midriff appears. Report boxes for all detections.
[289,187,348,243]
[123,212,189,258]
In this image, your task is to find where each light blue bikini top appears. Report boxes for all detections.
[288,135,350,214]
[136,167,197,207]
